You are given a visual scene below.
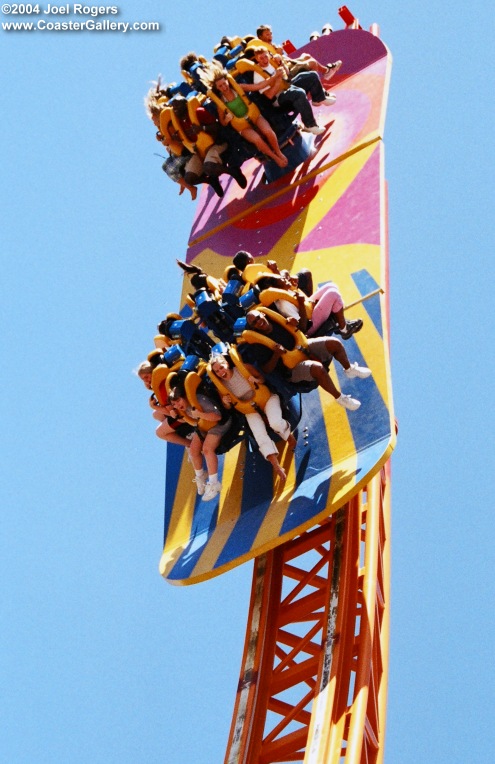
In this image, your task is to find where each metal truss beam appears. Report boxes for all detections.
[224,464,391,763]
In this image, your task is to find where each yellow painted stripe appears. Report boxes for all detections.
[265,144,379,269]
[189,441,246,578]
[159,451,197,576]
[250,439,298,549]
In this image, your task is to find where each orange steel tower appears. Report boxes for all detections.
[224,464,391,763]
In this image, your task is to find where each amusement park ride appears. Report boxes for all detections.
[148,7,395,761]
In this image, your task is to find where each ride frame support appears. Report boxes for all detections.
[224,463,391,764]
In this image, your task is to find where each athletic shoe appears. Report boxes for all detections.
[193,471,207,496]
[338,318,363,339]
[208,177,224,197]
[229,166,248,189]
[344,362,371,379]
[336,393,361,410]
[305,124,325,135]
[323,60,342,81]
[314,92,337,106]
[202,481,222,502]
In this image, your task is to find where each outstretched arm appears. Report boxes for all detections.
[239,69,283,93]
[244,362,265,384]
[262,344,286,375]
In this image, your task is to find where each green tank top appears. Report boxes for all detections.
[226,94,248,118]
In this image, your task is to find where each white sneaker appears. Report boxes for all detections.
[202,481,222,502]
[193,471,207,496]
[305,124,325,135]
[314,93,337,106]
[336,394,361,411]
[323,60,342,81]
[344,362,371,379]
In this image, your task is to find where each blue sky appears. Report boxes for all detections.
[2,1,494,762]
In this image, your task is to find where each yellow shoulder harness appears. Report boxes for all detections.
[258,287,314,318]
[185,370,219,432]
[168,96,215,158]
[208,75,260,133]
[151,359,182,406]
[207,347,271,415]
[159,107,184,157]
[238,307,309,369]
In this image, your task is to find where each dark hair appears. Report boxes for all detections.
[190,272,208,290]
[177,259,202,274]
[180,52,199,72]
[256,275,280,291]
[242,48,256,60]
[233,250,253,271]
[147,349,164,368]
[225,265,243,281]
[170,95,188,115]
[169,380,186,401]
[256,24,271,37]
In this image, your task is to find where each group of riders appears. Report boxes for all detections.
[145,23,343,199]
[137,249,370,502]
[138,24,370,502]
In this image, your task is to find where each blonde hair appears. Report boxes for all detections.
[203,62,229,91]
[135,361,153,378]
[144,77,167,120]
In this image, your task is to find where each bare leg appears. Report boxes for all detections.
[309,360,341,399]
[323,337,351,371]
[240,126,288,168]
[333,307,346,330]
[255,115,288,166]
[178,178,197,201]
[184,171,205,197]
[157,430,191,447]
[155,420,191,447]
[202,433,221,477]
[189,433,204,471]
[298,55,327,75]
